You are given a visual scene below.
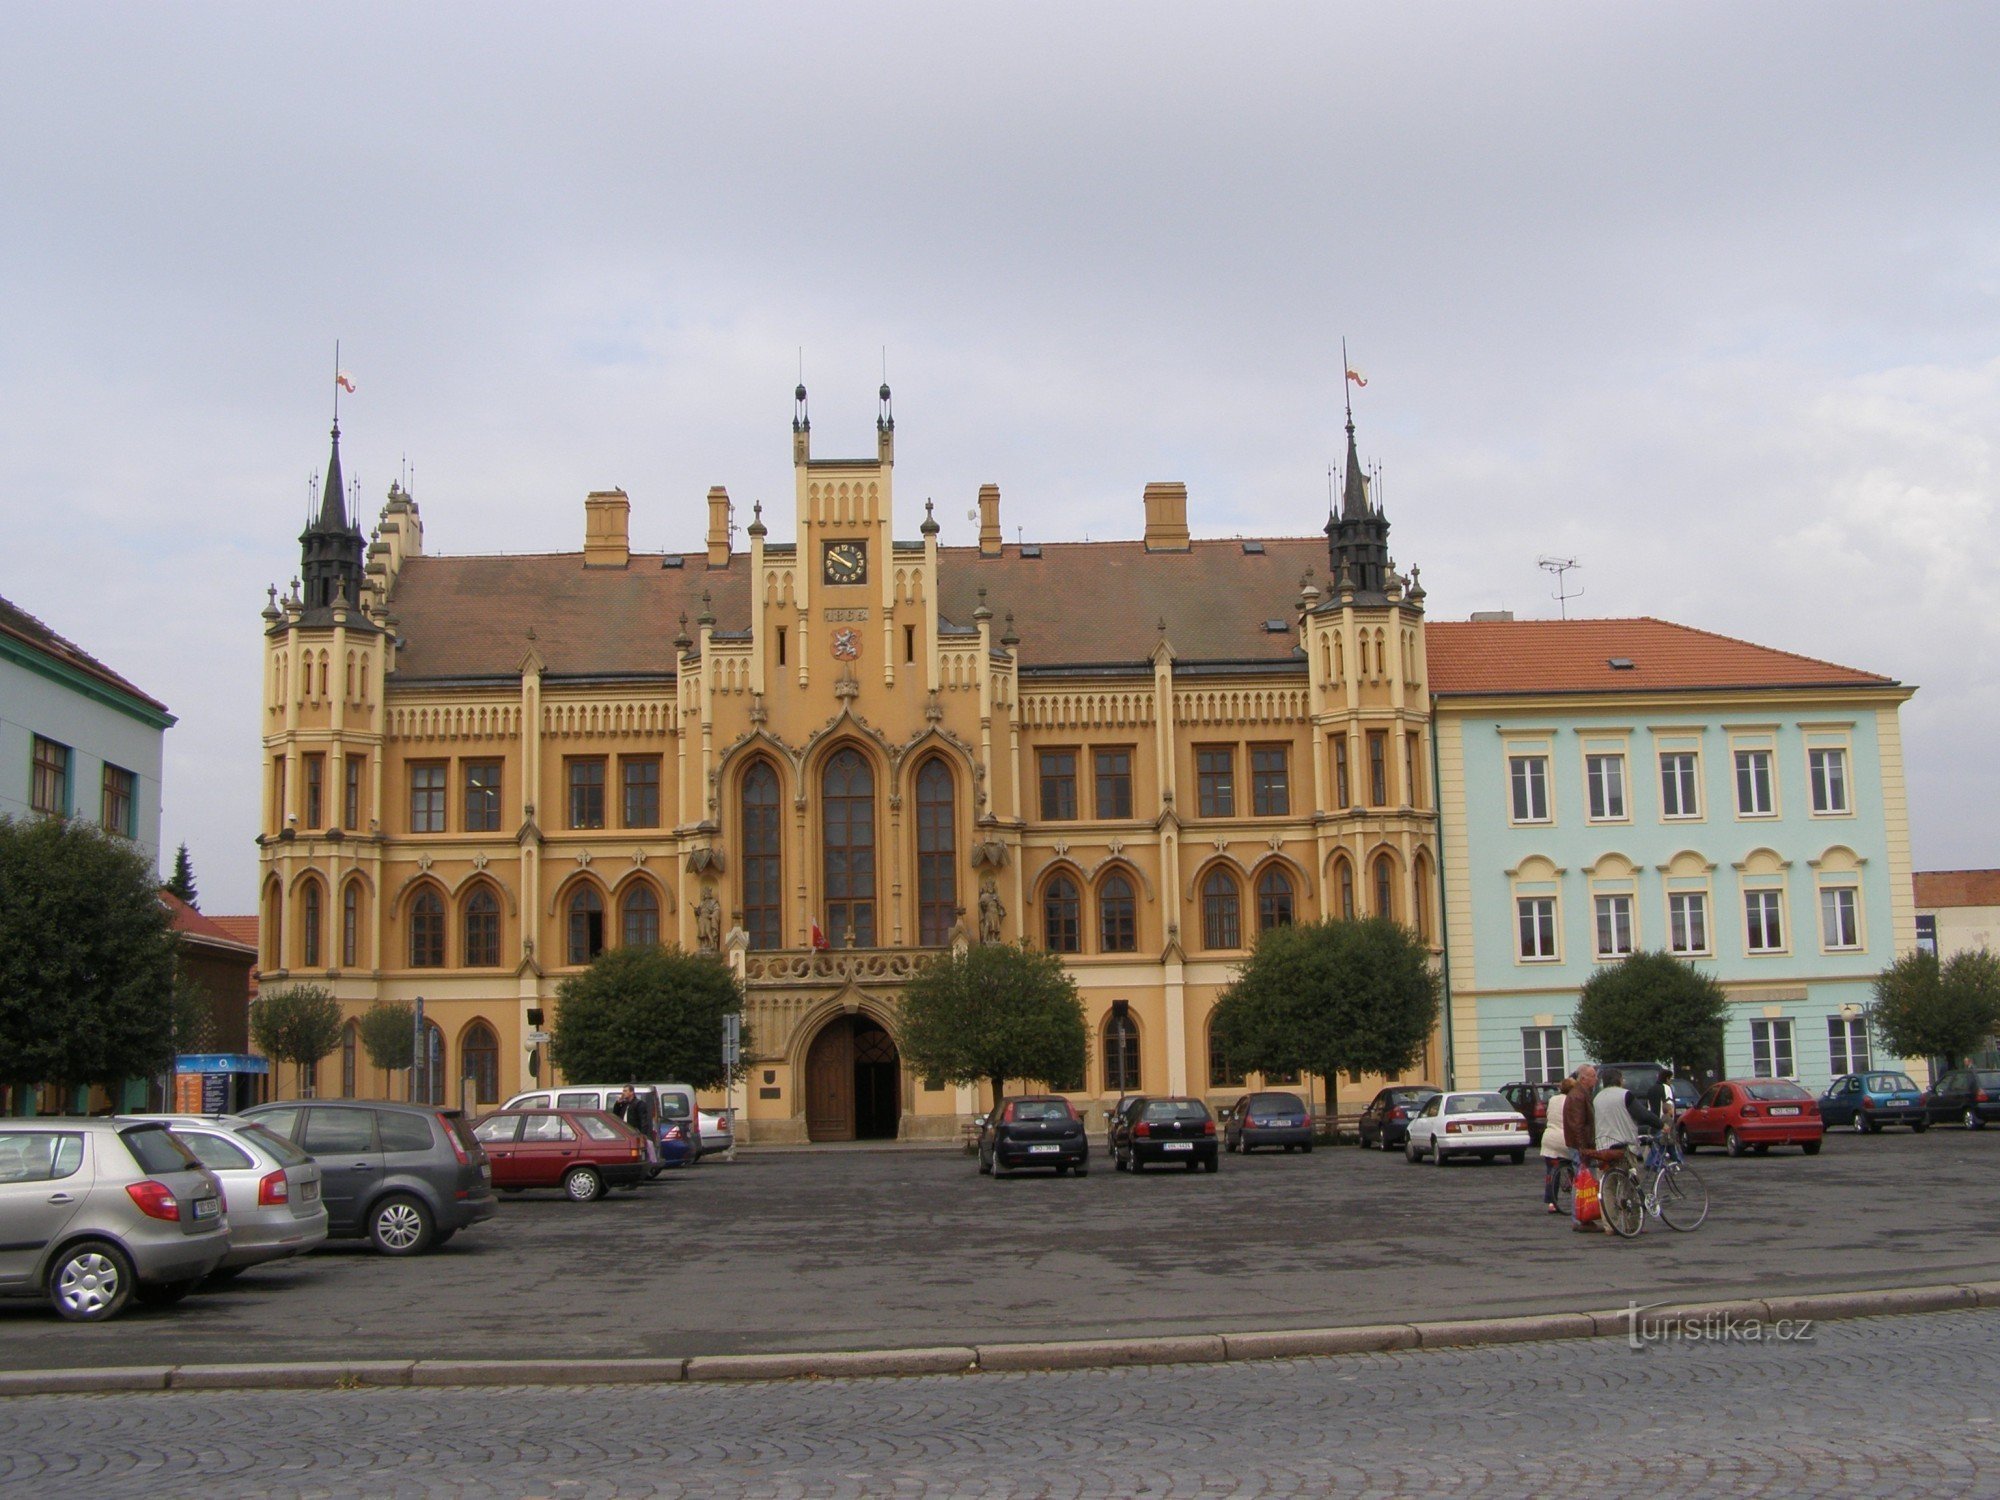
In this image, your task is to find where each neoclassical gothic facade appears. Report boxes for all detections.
[258,388,1441,1138]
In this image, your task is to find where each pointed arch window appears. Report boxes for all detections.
[410,888,445,968]
[341,880,361,968]
[1336,857,1356,920]
[741,760,782,950]
[622,883,660,948]
[567,886,605,965]
[464,886,501,967]
[1257,867,1295,933]
[1373,854,1396,920]
[341,1020,358,1099]
[1413,854,1433,941]
[1099,872,1137,953]
[1104,1007,1141,1093]
[1043,874,1081,953]
[264,883,284,970]
[301,879,323,968]
[822,749,877,947]
[1201,868,1242,950]
[1208,1012,1246,1089]
[462,1021,500,1106]
[916,759,957,946]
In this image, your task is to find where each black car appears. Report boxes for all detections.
[1356,1086,1440,1150]
[1498,1082,1559,1147]
[1222,1091,1314,1153]
[1595,1063,1701,1112]
[1923,1068,2000,1129]
[245,1101,496,1256]
[977,1096,1089,1176]
[1109,1096,1219,1172]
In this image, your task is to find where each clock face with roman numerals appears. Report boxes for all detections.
[823,540,868,586]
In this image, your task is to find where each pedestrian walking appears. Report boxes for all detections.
[613,1084,654,1142]
[1540,1077,1571,1214]
[1565,1064,1600,1234]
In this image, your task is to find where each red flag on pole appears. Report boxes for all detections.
[336,371,357,394]
[809,920,831,951]
[1345,367,1367,388]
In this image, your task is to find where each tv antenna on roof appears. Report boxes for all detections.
[1538,556,1583,619]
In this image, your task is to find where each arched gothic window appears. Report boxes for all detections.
[1099,872,1137,953]
[464,886,500,967]
[621,883,660,948]
[462,1021,500,1106]
[301,879,323,968]
[341,880,362,968]
[741,760,782,949]
[1374,854,1395,920]
[410,888,445,968]
[822,749,877,947]
[341,1020,358,1098]
[567,886,605,965]
[1043,874,1081,953]
[1104,1008,1141,1093]
[264,883,283,970]
[1336,857,1356,921]
[1201,868,1242,950]
[916,760,957,946]
[1413,853,1433,941]
[1257,867,1295,933]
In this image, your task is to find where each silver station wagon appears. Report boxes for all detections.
[125,1114,329,1275]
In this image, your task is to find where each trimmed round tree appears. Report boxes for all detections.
[1870,948,2000,1070]
[548,945,747,1088]
[1573,950,1728,1071]
[895,942,1089,1106]
[358,1000,417,1094]
[1209,917,1439,1121]
[250,983,346,1098]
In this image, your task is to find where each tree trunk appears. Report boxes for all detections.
[990,1072,1006,1111]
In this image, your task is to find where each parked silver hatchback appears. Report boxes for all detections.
[123,1114,328,1275]
[0,1119,229,1321]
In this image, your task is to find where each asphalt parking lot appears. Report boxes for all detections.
[4,1125,1995,1369]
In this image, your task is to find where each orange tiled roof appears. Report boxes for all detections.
[1915,871,2000,910]
[206,914,261,950]
[161,892,257,954]
[1427,617,1896,697]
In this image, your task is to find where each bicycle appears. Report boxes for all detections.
[1601,1132,1709,1237]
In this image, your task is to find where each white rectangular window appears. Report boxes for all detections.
[1660,752,1701,819]
[1669,892,1709,954]
[1509,755,1550,823]
[1517,897,1558,960]
[1744,890,1785,953]
[1751,1019,1795,1079]
[1734,749,1774,816]
[1586,754,1626,821]
[1594,894,1634,958]
[1522,1028,1567,1085]
[1820,886,1861,949]
[1809,748,1850,815]
[1828,1016,1871,1076]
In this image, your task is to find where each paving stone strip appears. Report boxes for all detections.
[3,1278,1993,1396]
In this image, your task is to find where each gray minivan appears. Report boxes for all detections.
[244,1101,495,1256]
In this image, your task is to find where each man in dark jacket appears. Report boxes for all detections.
[613,1085,654,1140]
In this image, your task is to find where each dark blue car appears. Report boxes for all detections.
[1819,1071,1928,1133]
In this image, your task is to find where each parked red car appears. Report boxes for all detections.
[471,1109,650,1201]
[1677,1079,1824,1157]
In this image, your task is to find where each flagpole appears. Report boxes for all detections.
[333,339,341,425]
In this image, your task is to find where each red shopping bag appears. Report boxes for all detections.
[1573,1165,1601,1223]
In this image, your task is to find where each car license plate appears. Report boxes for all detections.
[301,1180,320,1202]
[1029,1144,1060,1154]
[1476,1123,1507,1132]
[1772,1107,1800,1116]
[194,1197,221,1220]
[1164,1141,1194,1151]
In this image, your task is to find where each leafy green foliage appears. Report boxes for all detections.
[250,984,345,1076]
[1870,948,2000,1066]
[549,945,746,1089]
[896,942,1089,1103]
[165,843,198,907]
[1573,950,1728,1069]
[170,967,217,1055]
[358,1000,416,1072]
[0,814,179,1090]
[1209,918,1439,1114]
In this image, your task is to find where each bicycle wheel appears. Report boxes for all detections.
[1601,1167,1644,1238]
[1655,1162,1710,1231]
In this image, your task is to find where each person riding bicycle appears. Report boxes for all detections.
[1594,1067,1662,1169]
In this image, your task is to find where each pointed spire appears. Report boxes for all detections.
[1340,412,1369,521]
[317,422,349,531]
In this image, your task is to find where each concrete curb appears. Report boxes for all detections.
[9,1281,2000,1396]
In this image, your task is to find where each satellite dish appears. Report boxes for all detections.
[966,508,979,522]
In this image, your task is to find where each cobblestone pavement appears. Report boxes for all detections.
[2,1126,1994,1371]
[3,1307,1995,1497]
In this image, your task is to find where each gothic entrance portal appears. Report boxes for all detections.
[804,1014,903,1142]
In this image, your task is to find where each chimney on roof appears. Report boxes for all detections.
[706,486,732,568]
[1142,482,1191,552]
[978,484,1003,557]
[583,489,631,569]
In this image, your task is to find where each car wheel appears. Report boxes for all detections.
[1510,1150,1526,1164]
[1965,1109,1985,1131]
[1674,1125,1695,1154]
[1725,1129,1746,1158]
[49,1241,135,1322]
[1434,1143,1449,1167]
[1852,1116,1868,1134]
[135,1278,199,1309]
[977,1152,991,1176]
[368,1194,436,1256]
[1202,1156,1219,1173]
[1405,1139,1422,1164]
[1913,1120,1929,1134]
[1802,1140,1822,1156]
[564,1166,604,1202]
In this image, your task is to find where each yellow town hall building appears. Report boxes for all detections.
[259,386,1440,1139]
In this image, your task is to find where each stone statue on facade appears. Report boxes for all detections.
[696,885,722,952]
[948,906,972,958]
[978,880,1005,945]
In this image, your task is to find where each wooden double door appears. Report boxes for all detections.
[805,1015,903,1142]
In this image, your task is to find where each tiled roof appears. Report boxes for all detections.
[0,594,170,713]
[161,892,257,954]
[1427,617,1896,697]
[1915,871,2000,910]
[207,914,260,949]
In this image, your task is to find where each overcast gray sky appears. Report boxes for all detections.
[3,3,1994,913]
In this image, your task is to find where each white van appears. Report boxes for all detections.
[500,1083,703,1167]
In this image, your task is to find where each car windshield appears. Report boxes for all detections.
[1141,1100,1209,1122]
[120,1124,200,1174]
[1248,1093,1304,1114]
[1867,1074,1919,1093]
[1744,1081,1810,1101]
[1446,1093,1512,1114]
[1394,1089,1438,1104]
[1010,1100,1074,1122]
